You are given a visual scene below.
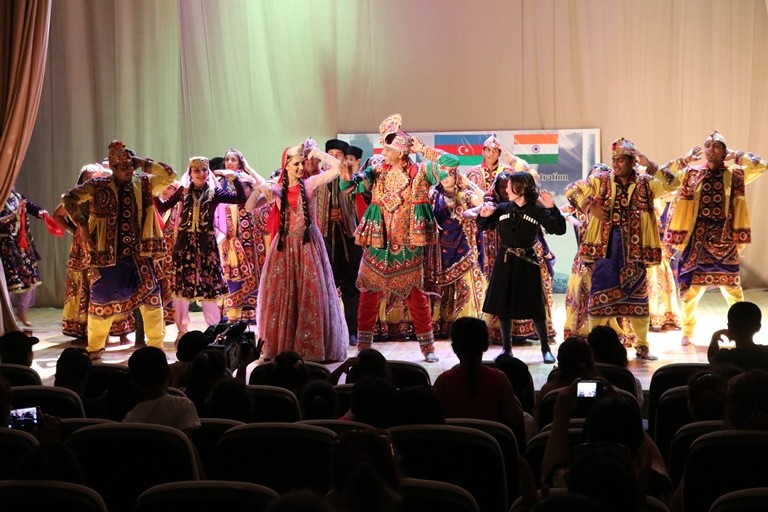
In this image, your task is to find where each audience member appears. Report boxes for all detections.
[183,349,228,415]
[53,347,92,397]
[328,348,392,385]
[299,379,339,420]
[203,375,250,422]
[494,352,535,414]
[0,330,38,366]
[587,325,643,404]
[433,317,523,431]
[726,369,768,430]
[340,376,396,428]
[535,338,597,422]
[14,442,85,483]
[708,301,768,370]
[327,429,402,512]
[687,370,729,421]
[124,346,201,435]
[169,330,210,389]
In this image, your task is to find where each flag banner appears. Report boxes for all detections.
[338,128,601,293]
[514,133,559,164]
[434,134,488,166]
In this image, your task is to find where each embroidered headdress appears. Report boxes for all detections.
[611,137,636,157]
[706,130,727,149]
[483,133,502,150]
[181,156,217,189]
[379,113,413,153]
[108,140,132,167]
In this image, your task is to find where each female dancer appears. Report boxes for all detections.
[255,142,347,362]
[477,171,566,363]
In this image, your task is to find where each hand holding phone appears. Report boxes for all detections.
[8,406,39,432]
[576,380,602,399]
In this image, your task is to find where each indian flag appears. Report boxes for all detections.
[514,133,559,164]
[434,134,486,166]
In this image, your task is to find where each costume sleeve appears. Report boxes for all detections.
[564,175,599,213]
[19,194,44,218]
[476,204,504,231]
[154,186,183,214]
[537,205,567,235]
[340,165,374,194]
[143,160,177,195]
[307,163,340,194]
[214,178,246,205]
[647,162,681,196]
[737,152,768,185]
[61,180,96,225]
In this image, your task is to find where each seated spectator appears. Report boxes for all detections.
[494,353,535,414]
[183,349,227,415]
[54,347,92,397]
[169,330,210,389]
[566,444,642,512]
[203,375,250,422]
[587,325,643,404]
[708,301,768,370]
[91,371,142,421]
[340,376,396,428]
[327,429,402,512]
[0,330,38,366]
[726,369,768,430]
[541,380,671,506]
[536,338,597,422]
[124,346,201,436]
[329,348,391,385]
[687,370,729,421]
[390,385,445,426]
[300,379,339,420]
[263,351,311,396]
[432,317,523,431]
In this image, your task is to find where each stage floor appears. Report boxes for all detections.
[23,289,768,391]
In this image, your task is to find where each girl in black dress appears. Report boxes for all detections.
[477,171,566,363]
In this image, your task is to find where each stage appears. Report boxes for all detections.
[23,289,768,391]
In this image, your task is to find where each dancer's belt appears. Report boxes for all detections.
[503,247,538,266]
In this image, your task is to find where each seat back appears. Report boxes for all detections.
[388,424,508,512]
[648,363,708,435]
[134,480,278,512]
[652,385,692,463]
[524,429,587,488]
[445,418,521,503]
[0,480,107,512]
[0,428,38,479]
[399,477,479,512]
[66,423,199,512]
[594,363,637,396]
[667,420,725,486]
[246,384,301,422]
[0,363,42,386]
[11,385,85,418]
[297,419,374,434]
[191,418,243,477]
[709,487,768,512]
[387,360,431,388]
[304,361,331,381]
[59,417,117,441]
[84,363,129,399]
[212,422,336,494]
[682,430,768,512]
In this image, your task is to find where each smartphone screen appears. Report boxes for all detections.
[577,381,599,398]
[8,406,38,431]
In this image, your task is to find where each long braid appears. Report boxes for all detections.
[299,178,311,244]
[277,175,289,251]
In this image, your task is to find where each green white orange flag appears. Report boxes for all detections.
[513,133,559,164]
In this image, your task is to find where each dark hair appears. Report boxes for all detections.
[54,348,92,389]
[567,444,641,511]
[687,370,728,421]
[300,379,339,420]
[128,346,170,389]
[348,349,391,384]
[492,171,512,202]
[184,349,227,413]
[272,351,310,395]
[332,429,401,492]
[727,369,768,429]
[507,171,539,204]
[450,317,490,396]
[555,337,595,382]
[176,330,210,363]
[587,326,627,367]
[391,385,445,426]
[204,376,250,422]
[350,376,397,429]
[583,395,644,455]
[494,353,535,413]
[14,443,85,483]
[727,301,762,336]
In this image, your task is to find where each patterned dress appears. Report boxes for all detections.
[256,170,348,362]
[0,191,42,293]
